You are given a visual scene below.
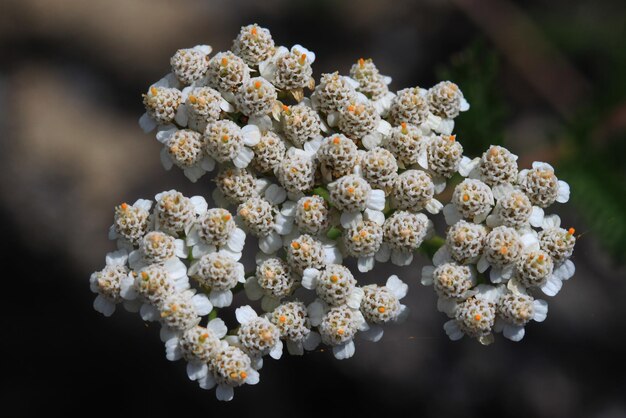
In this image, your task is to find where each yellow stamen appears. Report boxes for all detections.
[141,271,149,280]
[299,53,307,65]
[169,145,179,153]
[199,333,209,343]
[500,246,508,255]
[359,230,368,237]
[150,86,158,96]
[303,200,311,211]
[188,95,197,104]
[265,269,275,278]
[400,122,407,134]
[239,208,249,217]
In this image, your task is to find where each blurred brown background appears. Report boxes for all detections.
[1,0,625,417]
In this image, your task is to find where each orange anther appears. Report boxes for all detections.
[537,254,545,262]
[291,242,300,250]
[449,135,456,141]
[150,86,158,96]
[221,57,228,66]
[347,187,355,194]
[489,147,499,157]
[221,134,229,142]
[463,194,470,202]
[360,230,368,237]
[474,314,482,321]
[400,122,407,133]
[299,53,307,64]
[188,95,197,104]
[500,246,508,255]
[303,200,311,210]
[330,275,339,283]
[120,203,129,210]
[254,80,262,89]
[222,214,231,221]
[347,105,355,112]
[141,271,149,280]
[279,315,286,323]
[358,58,365,67]
[199,333,209,342]
[251,26,258,36]
[240,371,248,379]
[337,328,345,335]
[332,136,341,145]
[568,227,575,236]
[282,104,290,112]
[378,306,386,313]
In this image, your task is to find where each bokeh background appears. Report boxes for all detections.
[1,0,625,416]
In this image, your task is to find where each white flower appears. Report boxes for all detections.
[174,84,234,128]
[359,275,409,342]
[308,301,367,360]
[493,290,548,342]
[155,126,216,182]
[138,73,180,133]
[107,199,153,250]
[188,250,246,308]
[90,249,138,316]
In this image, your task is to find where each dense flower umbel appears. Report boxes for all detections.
[91,23,578,402]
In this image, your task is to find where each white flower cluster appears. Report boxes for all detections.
[90,24,576,401]
[422,153,576,344]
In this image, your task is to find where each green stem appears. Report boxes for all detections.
[311,186,332,206]
[326,226,342,240]
[208,309,219,321]
[419,236,445,259]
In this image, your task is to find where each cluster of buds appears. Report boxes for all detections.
[90,24,576,401]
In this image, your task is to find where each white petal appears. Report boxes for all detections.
[421,266,435,286]
[346,287,364,309]
[281,200,297,216]
[362,133,382,150]
[386,275,408,299]
[244,275,264,299]
[301,268,320,290]
[303,137,322,154]
[174,105,188,126]
[247,114,273,131]
[377,119,392,135]
[216,384,234,401]
[540,275,562,297]
[261,295,280,312]
[520,232,540,251]
[458,156,479,177]
[532,299,549,322]
[93,295,116,317]
[269,340,283,360]
[242,124,261,146]
[186,362,208,381]
[425,199,443,214]
[435,118,454,135]
[273,213,294,235]
[140,304,159,321]
[532,161,554,171]
[200,156,216,172]
[302,331,321,351]
[307,299,325,326]
[265,184,287,205]
[340,211,363,229]
[233,147,254,168]
[139,112,157,133]
[432,245,451,266]
[198,373,216,390]
[459,97,470,111]
[437,297,457,317]
[245,369,260,385]
[160,148,174,170]
[443,204,463,226]
[105,249,128,267]
[477,255,490,273]
[360,324,384,342]
[225,228,245,253]
[555,179,570,203]
[191,243,216,259]
[332,340,355,360]
[491,183,514,201]
[209,289,233,308]
[156,126,177,144]
[366,190,386,211]
[207,318,228,338]
[183,165,206,183]
[119,274,137,300]
[190,196,208,216]
[503,324,525,342]
[259,231,283,254]
[542,214,561,229]
[192,294,213,316]
[165,342,182,361]
[235,305,258,324]
[391,249,413,266]
[554,259,575,281]
[174,239,188,259]
[443,320,464,341]
[326,111,340,127]
[357,256,375,273]
[375,243,391,262]
[529,206,545,228]
[323,245,343,264]
[363,208,385,225]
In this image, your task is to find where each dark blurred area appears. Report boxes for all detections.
[1,0,625,416]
